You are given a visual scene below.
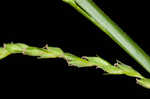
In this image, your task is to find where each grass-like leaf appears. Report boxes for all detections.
[0,0,150,89]
[63,0,150,74]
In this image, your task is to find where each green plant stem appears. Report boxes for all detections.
[0,43,150,88]
[63,0,150,74]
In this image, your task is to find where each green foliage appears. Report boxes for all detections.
[0,43,150,88]
[62,0,150,89]
[62,0,150,74]
[0,0,150,89]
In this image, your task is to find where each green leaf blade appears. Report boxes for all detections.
[65,0,150,73]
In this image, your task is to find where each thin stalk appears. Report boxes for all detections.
[0,43,150,88]
[63,0,150,74]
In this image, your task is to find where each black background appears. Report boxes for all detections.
[0,0,150,97]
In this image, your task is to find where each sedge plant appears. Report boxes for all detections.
[0,0,150,88]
